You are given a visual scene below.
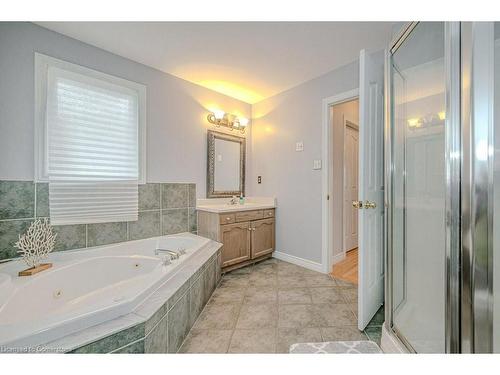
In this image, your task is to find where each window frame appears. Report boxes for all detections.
[34,52,147,184]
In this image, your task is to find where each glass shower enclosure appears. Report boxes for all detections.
[385,22,499,353]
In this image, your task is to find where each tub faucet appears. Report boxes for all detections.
[155,248,180,260]
[160,255,171,266]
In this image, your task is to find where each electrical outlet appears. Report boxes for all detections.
[258,176,262,184]
[295,141,304,152]
[313,159,322,170]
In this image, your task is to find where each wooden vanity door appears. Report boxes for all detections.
[250,218,275,259]
[220,222,251,268]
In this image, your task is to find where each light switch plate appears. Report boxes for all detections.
[313,159,322,170]
[296,141,304,152]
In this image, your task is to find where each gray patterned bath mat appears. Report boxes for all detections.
[289,340,382,354]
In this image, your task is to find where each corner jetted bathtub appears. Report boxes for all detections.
[0,233,211,348]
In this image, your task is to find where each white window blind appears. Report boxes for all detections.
[46,66,139,225]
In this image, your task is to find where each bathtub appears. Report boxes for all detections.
[0,233,212,349]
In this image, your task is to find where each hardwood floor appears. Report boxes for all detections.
[330,248,358,285]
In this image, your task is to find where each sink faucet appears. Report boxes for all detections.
[155,248,180,260]
[229,196,238,205]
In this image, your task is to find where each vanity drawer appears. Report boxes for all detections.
[263,209,275,218]
[235,210,263,222]
[219,213,236,224]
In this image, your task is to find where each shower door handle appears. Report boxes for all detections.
[352,200,363,209]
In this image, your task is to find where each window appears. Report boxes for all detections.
[35,53,146,225]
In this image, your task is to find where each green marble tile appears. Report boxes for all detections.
[145,302,168,335]
[168,290,191,353]
[145,315,168,353]
[112,339,145,354]
[128,210,160,240]
[216,251,222,285]
[204,259,217,304]
[364,326,382,346]
[0,180,34,219]
[162,209,188,235]
[190,261,207,284]
[162,183,188,209]
[70,323,145,353]
[168,279,190,310]
[0,219,33,260]
[367,306,385,327]
[52,224,86,251]
[189,273,206,327]
[35,183,49,218]
[87,222,127,247]
[139,183,160,211]
[188,208,197,232]
[188,184,196,207]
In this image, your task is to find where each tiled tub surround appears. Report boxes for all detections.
[0,181,197,261]
[0,235,222,353]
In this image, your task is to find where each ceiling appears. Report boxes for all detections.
[37,22,394,104]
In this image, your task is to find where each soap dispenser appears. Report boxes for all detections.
[239,193,245,205]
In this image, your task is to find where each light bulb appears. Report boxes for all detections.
[213,110,225,120]
[239,117,249,127]
[407,118,421,128]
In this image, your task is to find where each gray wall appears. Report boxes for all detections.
[0,22,251,193]
[249,61,359,265]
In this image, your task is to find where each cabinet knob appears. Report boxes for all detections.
[226,217,231,221]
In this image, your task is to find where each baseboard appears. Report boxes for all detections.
[332,252,346,265]
[273,251,324,273]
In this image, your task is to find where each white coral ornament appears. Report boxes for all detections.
[15,218,57,268]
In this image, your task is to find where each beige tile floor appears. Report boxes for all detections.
[179,258,384,353]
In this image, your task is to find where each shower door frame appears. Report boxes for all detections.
[460,22,494,354]
[384,21,463,353]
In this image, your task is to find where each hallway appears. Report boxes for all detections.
[331,248,359,285]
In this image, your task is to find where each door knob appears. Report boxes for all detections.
[352,200,363,209]
[364,201,377,209]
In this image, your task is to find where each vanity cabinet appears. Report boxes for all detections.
[251,218,275,259]
[197,208,275,272]
[220,222,251,267]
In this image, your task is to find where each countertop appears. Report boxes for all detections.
[196,197,276,213]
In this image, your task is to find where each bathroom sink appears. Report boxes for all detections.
[196,197,276,213]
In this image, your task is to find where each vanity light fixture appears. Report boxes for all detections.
[407,111,446,130]
[207,110,249,134]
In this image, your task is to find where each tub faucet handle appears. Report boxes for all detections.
[155,248,180,260]
[161,256,171,266]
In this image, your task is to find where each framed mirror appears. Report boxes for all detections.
[207,130,245,198]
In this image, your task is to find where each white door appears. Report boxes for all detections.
[343,121,359,252]
[358,49,385,330]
